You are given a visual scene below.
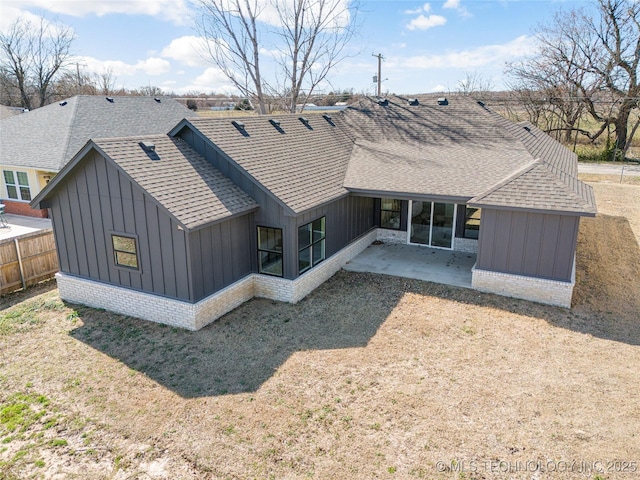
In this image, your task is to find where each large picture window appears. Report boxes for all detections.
[112,234,139,269]
[258,226,283,276]
[298,217,325,274]
[380,198,401,230]
[3,170,31,201]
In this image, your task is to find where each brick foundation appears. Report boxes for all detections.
[55,230,378,330]
[453,237,478,253]
[471,260,575,308]
[2,199,48,218]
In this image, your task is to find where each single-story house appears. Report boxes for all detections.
[1,95,195,217]
[31,95,596,330]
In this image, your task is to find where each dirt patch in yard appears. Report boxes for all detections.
[1,182,639,479]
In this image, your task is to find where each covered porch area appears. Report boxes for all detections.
[343,241,476,288]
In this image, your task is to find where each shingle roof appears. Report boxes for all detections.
[469,160,597,215]
[94,135,258,230]
[341,96,534,199]
[184,114,354,214]
[1,95,196,172]
[0,105,23,120]
[340,95,595,215]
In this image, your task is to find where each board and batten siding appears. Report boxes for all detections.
[476,209,579,282]
[188,214,254,302]
[49,151,192,301]
[179,126,376,280]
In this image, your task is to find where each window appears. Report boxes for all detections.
[112,235,139,269]
[3,170,31,201]
[298,217,325,274]
[463,207,480,239]
[380,198,401,230]
[258,226,283,276]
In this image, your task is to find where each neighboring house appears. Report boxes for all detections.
[31,96,596,330]
[1,95,196,217]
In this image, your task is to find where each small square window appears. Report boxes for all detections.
[112,234,139,269]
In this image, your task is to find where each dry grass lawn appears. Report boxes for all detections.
[1,179,639,479]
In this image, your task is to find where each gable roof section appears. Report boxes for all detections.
[1,95,196,172]
[341,96,535,199]
[33,135,258,230]
[469,159,596,215]
[180,114,354,214]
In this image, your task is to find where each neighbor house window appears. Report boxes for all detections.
[258,226,283,276]
[298,217,325,274]
[380,198,401,229]
[112,235,139,269]
[3,170,31,201]
[463,207,481,239]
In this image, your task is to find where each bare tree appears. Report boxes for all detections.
[455,71,494,97]
[194,0,359,114]
[0,15,75,109]
[95,67,118,95]
[506,0,639,158]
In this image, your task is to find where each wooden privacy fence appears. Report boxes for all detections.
[0,229,59,295]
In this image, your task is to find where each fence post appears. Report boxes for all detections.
[14,237,26,290]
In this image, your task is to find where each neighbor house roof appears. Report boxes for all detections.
[179,114,354,214]
[33,135,258,230]
[0,95,196,172]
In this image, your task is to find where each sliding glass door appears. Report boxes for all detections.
[409,201,456,249]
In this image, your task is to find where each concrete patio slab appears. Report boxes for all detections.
[343,242,476,288]
[0,214,52,241]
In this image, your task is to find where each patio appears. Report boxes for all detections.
[343,241,476,288]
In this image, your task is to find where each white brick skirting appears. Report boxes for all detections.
[453,237,478,253]
[55,229,378,331]
[471,261,575,308]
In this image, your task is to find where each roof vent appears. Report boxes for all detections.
[523,126,532,132]
[437,97,448,106]
[231,120,249,136]
[269,119,280,128]
[139,141,156,152]
[154,97,161,103]
[59,101,67,106]
[322,113,335,126]
[408,98,419,106]
[477,100,485,108]
[377,98,389,106]
[106,97,114,103]
[299,116,312,129]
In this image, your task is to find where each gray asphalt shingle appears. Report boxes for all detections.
[1,95,196,172]
[94,135,257,229]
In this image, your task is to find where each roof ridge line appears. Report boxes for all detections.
[470,158,540,203]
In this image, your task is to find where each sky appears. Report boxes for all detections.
[0,0,597,96]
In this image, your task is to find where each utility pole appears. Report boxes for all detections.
[372,53,384,97]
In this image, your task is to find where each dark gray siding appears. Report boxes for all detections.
[189,214,254,301]
[49,151,192,301]
[292,195,375,278]
[179,126,376,280]
[476,209,579,282]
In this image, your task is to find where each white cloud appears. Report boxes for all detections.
[161,36,213,68]
[406,14,447,31]
[78,55,171,77]
[6,0,192,25]
[172,67,237,94]
[429,84,447,92]
[390,35,535,69]
[404,3,431,15]
[442,0,471,18]
[0,7,74,36]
